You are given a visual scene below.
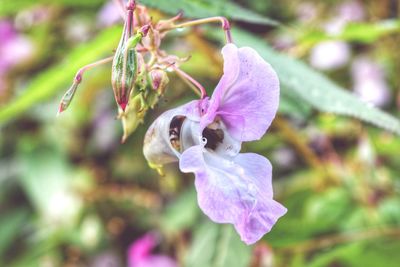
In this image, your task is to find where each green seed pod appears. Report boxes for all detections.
[111,31,138,112]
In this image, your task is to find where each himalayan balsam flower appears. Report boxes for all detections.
[143,43,287,245]
[128,233,177,267]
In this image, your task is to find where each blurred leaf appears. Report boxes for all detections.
[0,0,104,16]
[299,20,400,45]
[0,26,121,125]
[0,209,29,261]
[140,0,278,26]
[340,20,400,43]
[378,197,400,224]
[161,188,200,233]
[185,221,252,267]
[265,190,319,247]
[307,240,400,267]
[228,29,400,135]
[304,188,351,232]
[18,151,82,227]
[341,240,400,267]
[279,87,312,119]
[306,243,362,267]
[8,236,61,267]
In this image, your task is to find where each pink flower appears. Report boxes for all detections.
[128,233,177,267]
[310,41,350,70]
[351,57,391,107]
[97,1,123,27]
[0,20,33,74]
[143,44,287,245]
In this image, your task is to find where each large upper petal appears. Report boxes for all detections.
[200,44,280,142]
[179,146,287,245]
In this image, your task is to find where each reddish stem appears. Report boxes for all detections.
[168,16,233,43]
[172,66,207,99]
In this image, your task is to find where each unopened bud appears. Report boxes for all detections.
[57,75,81,115]
[149,69,169,94]
[139,25,150,36]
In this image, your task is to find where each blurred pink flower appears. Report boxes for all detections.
[324,1,365,35]
[296,2,317,23]
[128,233,177,267]
[0,20,34,72]
[310,41,350,70]
[351,57,391,107]
[0,20,34,95]
[311,1,365,70]
[338,0,365,22]
[97,1,123,27]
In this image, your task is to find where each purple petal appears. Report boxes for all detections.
[97,1,123,27]
[133,256,177,267]
[179,146,287,245]
[201,44,280,142]
[128,233,157,263]
[128,233,177,267]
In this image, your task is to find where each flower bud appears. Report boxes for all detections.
[57,75,81,115]
[149,69,169,94]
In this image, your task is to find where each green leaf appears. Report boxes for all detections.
[306,240,400,267]
[279,87,312,119]
[299,20,400,45]
[0,26,121,125]
[18,151,82,227]
[0,0,104,16]
[229,29,400,135]
[0,209,30,261]
[161,188,200,233]
[185,221,252,267]
[140,0,278,26]
[304,188,351,232]
[340,20,400,43]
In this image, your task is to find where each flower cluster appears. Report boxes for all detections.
[57,0,286,245]
[58,0,231,142]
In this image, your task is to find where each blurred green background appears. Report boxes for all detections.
[1,0,400,266]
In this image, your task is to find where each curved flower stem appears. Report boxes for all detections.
[76,57,114,81]
[167,16,233,43]
[113,0,126,20]
[57,56,113,115]
[171,66,207,98]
